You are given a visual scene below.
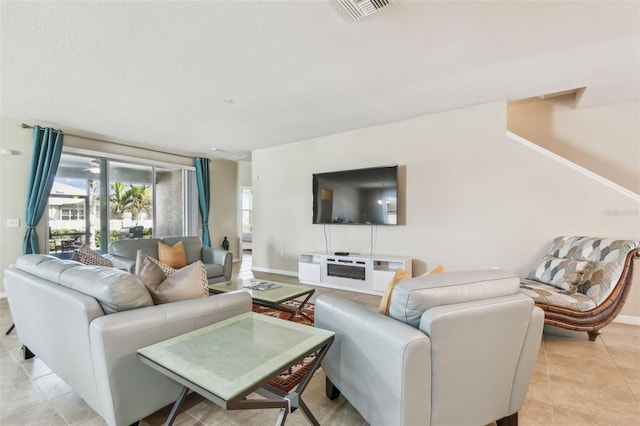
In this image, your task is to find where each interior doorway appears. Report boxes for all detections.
[239,186,253,253]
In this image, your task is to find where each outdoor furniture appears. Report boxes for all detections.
[520,236,639,341]
[128,226,144,238]
[315,269,543,426]
[118,226,143,240]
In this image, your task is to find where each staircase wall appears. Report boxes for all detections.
[507,96,639,194]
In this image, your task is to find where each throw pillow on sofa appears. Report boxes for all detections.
[135,250,208,304]
[158,241,188,268]
[72,245,114,267]
[378,264,445,315]
[527,255,592,293]
[379,268,412,315]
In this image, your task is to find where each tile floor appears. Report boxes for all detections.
[1,253,639,425]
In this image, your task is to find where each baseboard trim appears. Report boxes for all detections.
[251,266,298,278]
[0,292,6,299]
[613,315,640,326]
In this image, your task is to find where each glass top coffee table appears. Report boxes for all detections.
[209,278,315,322]
[137,312,334,425]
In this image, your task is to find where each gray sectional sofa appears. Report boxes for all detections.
[4,254,251,426]
[107,235,232,283]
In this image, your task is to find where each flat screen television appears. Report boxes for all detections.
[312,165,398,225]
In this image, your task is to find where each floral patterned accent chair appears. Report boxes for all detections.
[520,236,639,341]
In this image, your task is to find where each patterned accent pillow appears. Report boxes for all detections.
[527,255,592,293]
[135,250,209,301]
[72,245,114,267]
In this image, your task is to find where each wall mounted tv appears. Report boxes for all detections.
[312,165,398,225]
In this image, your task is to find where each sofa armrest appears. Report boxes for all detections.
[104,254,136,273]
[315,294,431,426]
[417,294,543,425]
[89,290,251,426]
[202,247,232,281]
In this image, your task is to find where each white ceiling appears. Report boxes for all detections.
[2,1,639,160]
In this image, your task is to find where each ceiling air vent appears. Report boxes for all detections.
[338,0,391,21]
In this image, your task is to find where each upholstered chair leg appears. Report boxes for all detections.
[22,345,35,360]
[496,412,518,426]
[5,323,15,335]
[587,330,601,341]
[325,377,340,400]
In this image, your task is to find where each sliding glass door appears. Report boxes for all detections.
[109,161,153,241]
[47,152,198,255]
[47,155,102,256]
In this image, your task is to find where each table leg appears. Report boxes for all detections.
[298,398,320,426]
[278,290,315,322]
[285,336,333,425]
[5,323,15,335]
[164,386,189,426]
[275,407,288,426]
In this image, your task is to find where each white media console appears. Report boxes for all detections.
[298,252,412,295]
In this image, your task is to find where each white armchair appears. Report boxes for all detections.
[315,269,544,426]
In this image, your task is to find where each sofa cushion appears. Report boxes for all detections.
[158,241,188,268]
[16,254,153,314]
[135,251,208,304]
[109,238,161,260]
[73,245,114,267]
[389,269,519,327]
[527,255,592,293]
[520,278,597,311]
[16,254,80,281]
[59,266,152,314]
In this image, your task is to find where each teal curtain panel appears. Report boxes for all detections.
[23,126,64,254]
[195,157,211,247]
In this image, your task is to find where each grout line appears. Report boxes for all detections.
[543,337,557,426]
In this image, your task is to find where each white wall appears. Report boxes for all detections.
[0,115,237,291]
[0,116,32,290]
[210,158,239,259]
[252,101,640,317]
[237,161,252,187]
[508,96,640,194]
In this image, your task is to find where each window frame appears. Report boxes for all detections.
[47,148,198,254]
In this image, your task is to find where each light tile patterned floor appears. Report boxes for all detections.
[1,253,638,425]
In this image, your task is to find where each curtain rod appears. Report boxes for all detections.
[21,123,195,160]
